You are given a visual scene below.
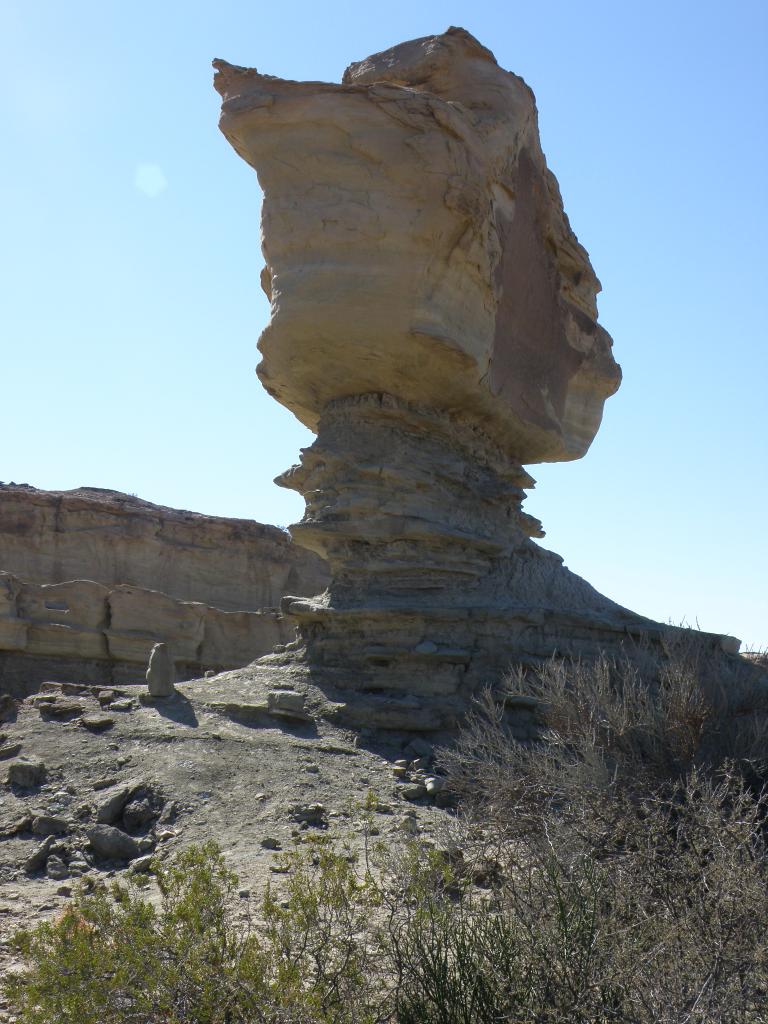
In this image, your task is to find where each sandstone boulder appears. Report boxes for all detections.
[214,27,620,462]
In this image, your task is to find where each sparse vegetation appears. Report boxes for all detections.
[6,656,768,1023]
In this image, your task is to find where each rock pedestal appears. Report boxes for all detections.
[258,392,735,732]
[213,28,750,732]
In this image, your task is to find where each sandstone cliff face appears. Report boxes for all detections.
[0,485,329,695]
[0,485,328,611]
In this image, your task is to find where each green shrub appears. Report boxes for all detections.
[4,841,358,1024]
[6,655,768,1023]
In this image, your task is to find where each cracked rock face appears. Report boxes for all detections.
[214,26,620,463]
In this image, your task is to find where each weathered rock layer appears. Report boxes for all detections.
[0,484,327,611]
[0,485,328,695]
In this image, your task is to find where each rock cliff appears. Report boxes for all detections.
[0,485,329,695]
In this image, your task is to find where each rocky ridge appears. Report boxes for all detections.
[0,485,329,695]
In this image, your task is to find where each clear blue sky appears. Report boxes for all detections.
[2,1,766,649]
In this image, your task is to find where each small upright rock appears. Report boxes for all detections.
[146,643,176,698]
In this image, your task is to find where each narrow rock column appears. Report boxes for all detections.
[277,394,542,609]
[268,394,546,728]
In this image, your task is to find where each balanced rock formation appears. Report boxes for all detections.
[0,485,329,695]
[211,27,752,732]
[215,28,620,462]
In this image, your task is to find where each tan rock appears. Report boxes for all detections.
[0,484,328,612]
[212,27,752,731]
[214,27,619,462]
[0,485,328,694]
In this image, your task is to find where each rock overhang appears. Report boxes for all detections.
[213,26,621,464]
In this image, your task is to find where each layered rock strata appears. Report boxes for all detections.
[0,485,329,695]
[0,484,327,610]
[209,27,757,732]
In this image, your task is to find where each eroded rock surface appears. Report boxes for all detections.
[0,485,329,694]
[213,27,756,729]
[0,484,328,611]
[214,26,620,461]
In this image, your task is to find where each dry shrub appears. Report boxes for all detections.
[428,653,768,1022]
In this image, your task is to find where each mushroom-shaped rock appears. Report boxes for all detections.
[211,28,752,730]
[214,27,620,463]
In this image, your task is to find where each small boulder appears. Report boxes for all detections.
[96,779,142,825]
[267,689,309,721]
[290,803,328,828]
[25,836,56,873]
[109,698,134,712]
[399,782,427,801]
[81,714,115,733]
[6,757,46,788]
[146,643,176,698]
[31,814,69,837]
[87,824,140,861]
[0,814,31,838]
[404,737,433,761]
[129,854,155,875]
[0,742,23,761]
[122,798,154,832]
[46,856,69,881]
[68,856,90,875]
[39,698,85,721]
